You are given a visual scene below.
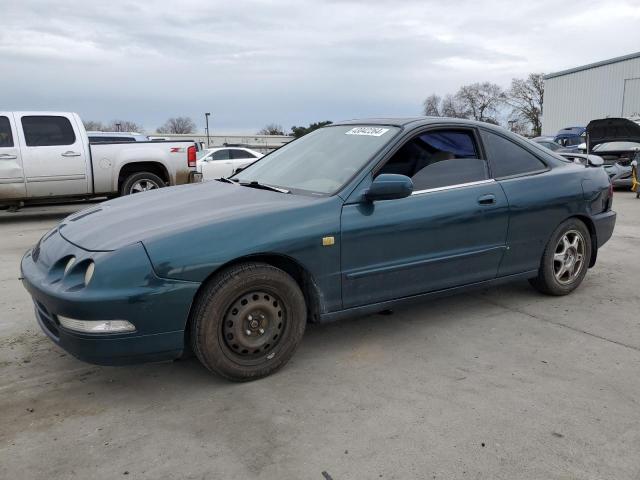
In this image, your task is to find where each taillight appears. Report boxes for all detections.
[187,145,197,167]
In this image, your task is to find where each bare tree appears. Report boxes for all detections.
[83,120,106,131]
[454,82,505,123]
[423,94,442,116]
[441,94,470,118]
[506,73,544,137]
[257,123,285,135]
[107,120,144,133]
[157,117,196,134]
[506,116,532,136]
[422,93,469,118]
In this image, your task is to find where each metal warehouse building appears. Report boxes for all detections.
[542,51,640,135]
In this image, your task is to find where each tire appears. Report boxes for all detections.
[120,171,165,196]
[529,218,592,296]
[190,263,307,381]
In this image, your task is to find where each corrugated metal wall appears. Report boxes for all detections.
[542,56,640,135]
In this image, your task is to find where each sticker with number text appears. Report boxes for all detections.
[345,127,390,137]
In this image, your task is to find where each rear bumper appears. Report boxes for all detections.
[189,172,203,183]
[592,210,616,248]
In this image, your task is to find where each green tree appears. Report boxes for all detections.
[290,121,333,138]
[257,123,285,135]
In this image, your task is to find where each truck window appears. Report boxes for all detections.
[21,116,76,147]
[0,116,13,147]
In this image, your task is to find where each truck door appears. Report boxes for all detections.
[16,113,90,197]
[0,113,26,201]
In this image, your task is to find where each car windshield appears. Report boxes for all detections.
[593,141,640,152]
[233,125,399,194]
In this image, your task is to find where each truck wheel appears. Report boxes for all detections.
[120,172,165,196]
[190,263,307,381]
[529,218,592,296]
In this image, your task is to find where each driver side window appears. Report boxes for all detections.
[377,129,488,191]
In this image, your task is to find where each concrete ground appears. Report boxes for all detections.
[1,193,639,480]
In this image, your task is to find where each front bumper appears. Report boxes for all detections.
[21,230,199,365]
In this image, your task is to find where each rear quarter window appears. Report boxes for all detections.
[480,130,547,178]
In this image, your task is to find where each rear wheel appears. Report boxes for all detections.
[190,263,306,381]
[120,172,165,196]
[529,218,591,296]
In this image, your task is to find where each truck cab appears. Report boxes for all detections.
[0,112,200,207]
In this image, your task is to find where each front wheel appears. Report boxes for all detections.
[120,172,165,196]
[190,263,307,381]
[529,218,592,296]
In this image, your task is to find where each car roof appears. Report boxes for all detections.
[331,116,503,129]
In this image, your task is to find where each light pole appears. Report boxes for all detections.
[205,113,211,147]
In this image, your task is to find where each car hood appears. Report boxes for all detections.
[587,118,640,150]
[58,182,315,252]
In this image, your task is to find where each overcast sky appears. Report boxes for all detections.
[2,0,640,133]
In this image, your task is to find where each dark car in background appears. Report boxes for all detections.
[21,118,616,381]
[586,118,640,188]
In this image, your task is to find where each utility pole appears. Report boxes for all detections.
[205,113,211,147]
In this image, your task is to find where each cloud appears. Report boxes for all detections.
[1,0,639,133]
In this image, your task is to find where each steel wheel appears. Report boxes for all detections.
[129,179,160,194]
[553,230,586,285]
[221,290,286,361]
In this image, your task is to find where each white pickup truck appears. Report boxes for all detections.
[0,111,202,207]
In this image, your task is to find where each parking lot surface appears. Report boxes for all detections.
[1,194,639,480]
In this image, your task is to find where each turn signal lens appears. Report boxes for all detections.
[57,316,136,333]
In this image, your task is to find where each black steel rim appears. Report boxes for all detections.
[221,290,286,363]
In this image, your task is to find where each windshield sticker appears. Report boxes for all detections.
[345,127,390,137]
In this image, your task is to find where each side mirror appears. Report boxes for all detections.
[585,154,604,167]
[364,174,413,201]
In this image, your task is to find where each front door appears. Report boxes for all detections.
[16,113,90,197]
[340,127,509,308]
[0,113,26,200]
[201,149,234,179]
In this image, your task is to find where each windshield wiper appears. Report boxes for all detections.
[239,181,290,194]
[215,177,236,184]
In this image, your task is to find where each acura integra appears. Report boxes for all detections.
[21,118,616,381]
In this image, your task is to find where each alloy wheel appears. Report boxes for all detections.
[553,230,586,285]
[130,179,160,193]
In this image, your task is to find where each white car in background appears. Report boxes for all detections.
[197,147,263,180]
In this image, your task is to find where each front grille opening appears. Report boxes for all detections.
[34,301,59,339]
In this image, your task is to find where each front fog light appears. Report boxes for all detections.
[57,316,136,333]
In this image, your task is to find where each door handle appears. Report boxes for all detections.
[477,194,496,205]
[61,151,81,157]
[0,153,17,160]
